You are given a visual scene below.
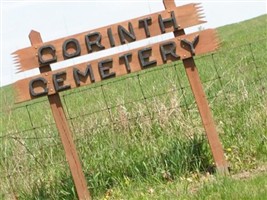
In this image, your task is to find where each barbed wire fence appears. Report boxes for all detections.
[1,39,266,198]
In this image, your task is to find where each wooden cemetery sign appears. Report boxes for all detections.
[13,1,228,199]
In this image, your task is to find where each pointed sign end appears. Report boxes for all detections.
[29,30,43,45]
[163,0,176,10]
[29,30,40,37]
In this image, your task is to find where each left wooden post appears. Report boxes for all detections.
[29,30,91,200]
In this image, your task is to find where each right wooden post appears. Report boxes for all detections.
[163,0,229,174]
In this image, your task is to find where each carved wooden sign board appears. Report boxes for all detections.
[13,1,228,199]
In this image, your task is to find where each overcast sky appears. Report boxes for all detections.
[1,0,266,87]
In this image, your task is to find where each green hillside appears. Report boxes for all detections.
[218,14,267,48]
[0,14,266,199]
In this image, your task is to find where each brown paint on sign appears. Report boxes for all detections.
[14,29,219,103]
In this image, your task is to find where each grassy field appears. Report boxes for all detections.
[100,168,267,200]
[0,14,267,199]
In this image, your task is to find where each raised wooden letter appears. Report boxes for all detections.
[53,71,71,92]
[98,59,116,79]
[138,47,157,68]
[139,17,152,38]
[160,41,180,62]
[118,22,136,44]
[119,52,132,72]
[158,11,179,33]
[85,32,105,53]
[63,38,81,59]
[73,65,95,86]
[38,45,57,65]
[29,77,48,97]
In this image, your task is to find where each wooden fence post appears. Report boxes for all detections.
[29,30,91,200]
[163,0,229,173]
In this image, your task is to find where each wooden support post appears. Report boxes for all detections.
[29,30,91,200]
[183,59,229,173]
[163,0,229,173]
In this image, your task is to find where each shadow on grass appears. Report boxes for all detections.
[160,134,215,178]
[20,175,78,200]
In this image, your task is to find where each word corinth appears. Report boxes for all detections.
[38,12,179,66]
